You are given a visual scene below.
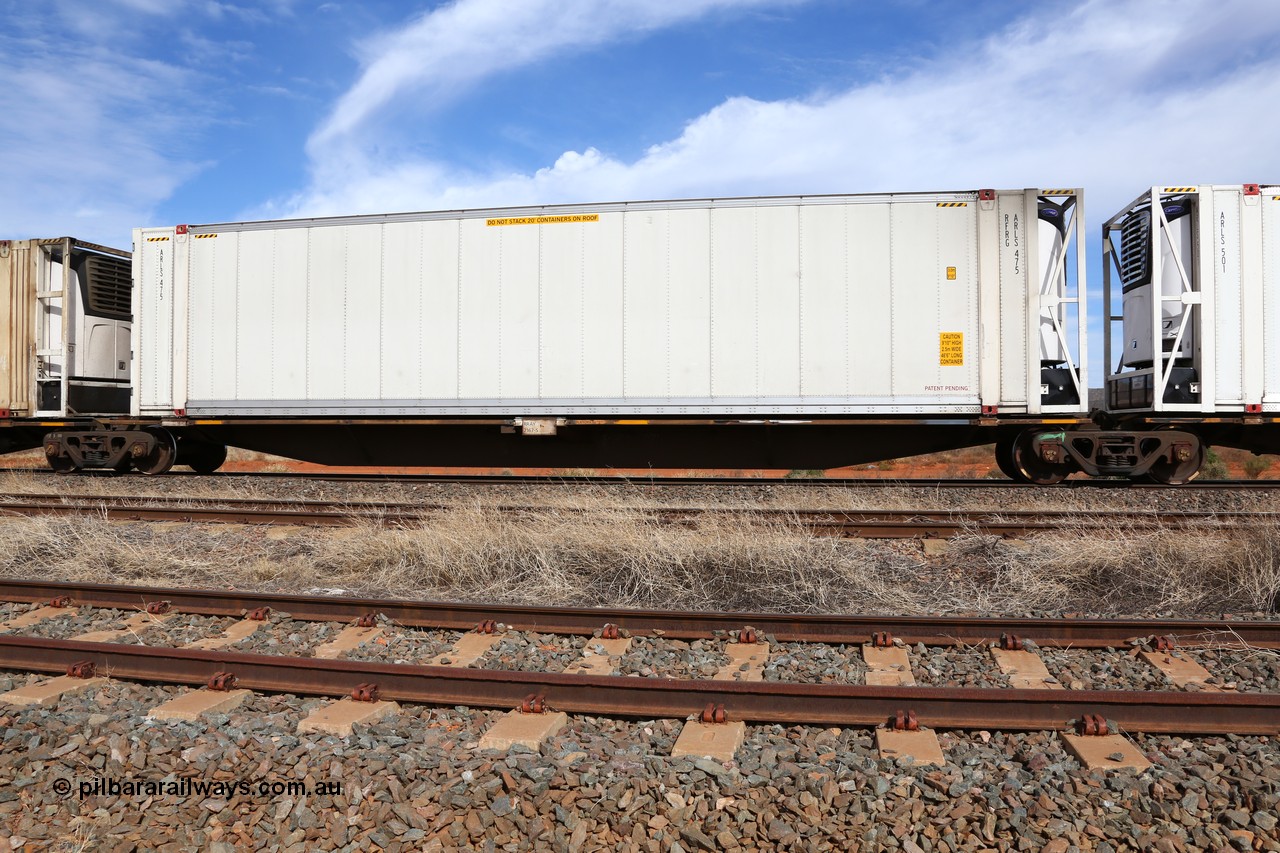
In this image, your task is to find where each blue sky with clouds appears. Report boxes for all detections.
[5,0,1278,247]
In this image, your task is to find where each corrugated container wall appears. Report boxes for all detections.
[0,240,35,417]
[135,190,1085,418]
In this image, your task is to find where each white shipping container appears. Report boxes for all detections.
[1,238,131,419]
[135,189,1086,418]
[1104,184,1280,413]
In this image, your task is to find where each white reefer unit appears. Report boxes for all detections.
[1104,184,1279,413]
[134,189,1085,419]
[0,238,131,418]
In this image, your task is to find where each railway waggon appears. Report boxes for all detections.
[0,184,1275,483]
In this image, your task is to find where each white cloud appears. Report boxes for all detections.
[282,0,1280,225]
[0,0,291,245]
[309,0,802,151]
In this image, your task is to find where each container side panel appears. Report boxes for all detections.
[889,202,941,396]
[936,206,979,394]
[580,213,625,399]
[710,207,758,397]
[379,221,427,399]
[667,208,712,398]
[847,204,893,397]
[623,210,671,398]
[498,223,540,399]
[458,218,501,398]
[306,226,347,399]
[0,247,29,414]
[997,196,1028,405]
[271,228,310,398]
[234,230,277,400]
[342,224,384,399]
[539,220,585,398]
[1265,197,1280,401]
[421,220,461,398]
[799,205,850,397]
[138,232,174,411]
[188,232,239,402]
[1213,191,1244,403]
[756,206,801,396]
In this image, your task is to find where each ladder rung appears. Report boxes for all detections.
[36,290,63,298]
[35,349,62,357]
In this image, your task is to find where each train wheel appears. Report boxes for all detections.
[995,438,1026,482]
[1144,443,1204,485]
[47,455,77,473]
[1011,432,1067,486]
[134,428,176,476]
[186,443,227,474]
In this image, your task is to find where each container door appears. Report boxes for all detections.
[34,240,70,416]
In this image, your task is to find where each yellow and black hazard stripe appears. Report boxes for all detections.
[193,234,217,239]
[936,202,968,208]
[1163,187,1197,193]
[146,236,169,242]
[1041,189,1076,196]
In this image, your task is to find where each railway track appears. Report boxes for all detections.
[1,492,1277,537]
[1,579,1276,735]
[9,467,1280,489]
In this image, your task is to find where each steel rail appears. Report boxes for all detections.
[10,468,1280,489]
[1,578,1276,648]
[0,635,1274,734]
[0,495,1274,538]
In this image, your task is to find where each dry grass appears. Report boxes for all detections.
[0,506,1276,618]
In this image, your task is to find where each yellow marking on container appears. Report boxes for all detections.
[486,213,600,227]
[1272,196,1280,201]
[1042,189,1076,196]
[192,234,217,239]
[1163,187,1196,193]
[939,332,964,366]
[936,202,968,208]
[146,237,170,242]
[946,266,957,281]
[617,420,650,425]
[1040,419,1082,424]
[194,420,225,425]
[38,421,69,426]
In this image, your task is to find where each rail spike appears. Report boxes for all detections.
[66,661,96,679]
[892,709,920,731]
[351,683,380,703]
[700,703,728,724]
[208,671,238,691]
[999,633,1024,651]
[1077,713,1110,736]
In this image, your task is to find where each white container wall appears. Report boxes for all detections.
[135,189,1085,418]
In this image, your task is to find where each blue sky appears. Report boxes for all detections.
[3,0,1280,379]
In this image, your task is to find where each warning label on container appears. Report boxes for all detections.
[939,332,964,366]
[486,214,600,227]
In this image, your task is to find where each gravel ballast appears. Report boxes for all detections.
[0,678,1277,851]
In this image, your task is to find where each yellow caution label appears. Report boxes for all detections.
[193,234,217,239]
[939,332,964,366]
[936,202,968,208]
[486,214,600,227]
[146,237,170,242]
[1042,189,1076,196]
[946,266,957,281]
[1163,187,1196,193]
